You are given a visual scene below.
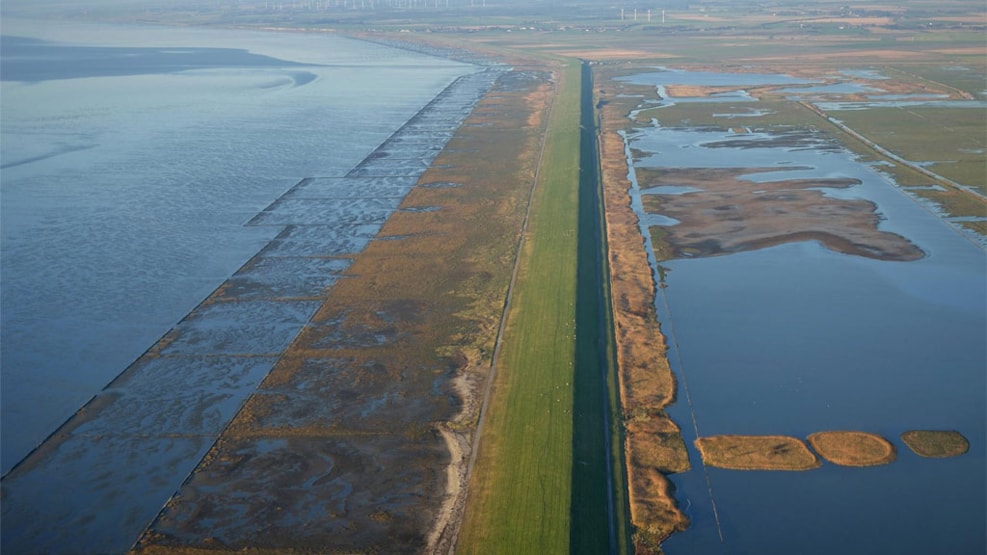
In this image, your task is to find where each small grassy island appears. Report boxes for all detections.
[901,430,971,458]
[696,435,821,471]
[808,431,897,467]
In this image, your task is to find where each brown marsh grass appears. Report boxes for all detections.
[596,64,690,552]
[696,435,821,471]
[808,431,897,467]
[901,430,970,458]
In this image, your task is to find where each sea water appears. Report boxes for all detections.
[0,18,473,473]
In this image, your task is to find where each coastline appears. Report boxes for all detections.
[0,20,475,475]
[127,54,552,554]
[2,42,510,553]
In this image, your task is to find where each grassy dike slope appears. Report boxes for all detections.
[456,59,582,554]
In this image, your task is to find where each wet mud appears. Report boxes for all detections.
[139,436,448,552]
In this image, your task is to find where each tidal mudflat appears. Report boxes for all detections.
[0,19,510,554]
[3,66,506,553]
[600,65,986,554]
[132,66,548,554]
[0,19,474,474]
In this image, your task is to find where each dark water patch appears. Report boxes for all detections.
[255,71,318,89]
[401,205,442,213]
[0,35,321,82]
[0,143,96,169]
[290,71,317,86]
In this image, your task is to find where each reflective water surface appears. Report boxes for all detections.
[0,19,472,473]
[619,68,986,553]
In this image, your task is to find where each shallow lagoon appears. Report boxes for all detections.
[620,69,986,552]
[659,241,986,554]
[0,19,473,473]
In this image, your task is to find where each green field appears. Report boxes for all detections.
[454,57,625,554]
[831,104,987,195]
[457,59,583,553]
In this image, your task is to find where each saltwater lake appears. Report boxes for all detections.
[0,19,473,473]
[620,69,986,553]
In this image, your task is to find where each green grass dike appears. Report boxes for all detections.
[457,59,625,554]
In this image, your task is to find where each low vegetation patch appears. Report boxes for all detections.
[457,59,582,554]
[696,435,821,471]
[901,430,970,458]
[596,63,691,553]
[625,422,690,475]
[808,431,896,467]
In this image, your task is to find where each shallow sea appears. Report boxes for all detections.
[0,18,473,473]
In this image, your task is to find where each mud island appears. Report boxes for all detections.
[637,166,925,261]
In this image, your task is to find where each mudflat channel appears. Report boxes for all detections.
[599,66,986,553]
